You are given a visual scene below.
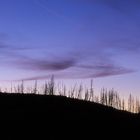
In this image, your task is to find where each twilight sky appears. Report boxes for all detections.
[0,0,140,96]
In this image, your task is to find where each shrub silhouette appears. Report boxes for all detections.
[1,76,140,113]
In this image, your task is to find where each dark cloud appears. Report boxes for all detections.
[74,63,134,79]
[77,64,115,70]
[20,68,134,81]
[83,66,134,79]
[0,33,136,81]
[15,56,77,71]
[18,61,134,81]
[18,75,51,81]
[0,39,136,81]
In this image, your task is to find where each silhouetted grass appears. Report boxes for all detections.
[0,76,140,113]
[1,79,140,139]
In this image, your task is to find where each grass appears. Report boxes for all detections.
[0,76,140,113]
[0,81,140,138]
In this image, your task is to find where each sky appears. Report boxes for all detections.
[0,0,140,96]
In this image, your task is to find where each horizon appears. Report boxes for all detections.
[0,0,140,97]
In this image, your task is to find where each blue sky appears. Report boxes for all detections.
[0,0,140,96]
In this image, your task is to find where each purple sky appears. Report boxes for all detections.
[0,0,140,96]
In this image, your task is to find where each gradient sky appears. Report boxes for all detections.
[0,0,140,96]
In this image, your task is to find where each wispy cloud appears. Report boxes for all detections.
[20,67,134,81]
[83,66,134,79]
[0,33,136,81]
[15,56,77,71]
[17,56,134,81]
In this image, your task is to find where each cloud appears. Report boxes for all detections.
[18,75,51,81]
[0,35,136,81]
[77,64,115,70]
[14,56,77,71]
[73,63,134,79]
[83,66,134,79]
[17,61,135,81]
[19,68,134,81]
[0,38,136,81]
[3,42,134,81]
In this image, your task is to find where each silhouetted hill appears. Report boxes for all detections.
[0,93,139,139]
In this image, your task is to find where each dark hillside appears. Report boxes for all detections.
[0,93,139,138]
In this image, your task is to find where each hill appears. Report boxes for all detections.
[0,93,139,138]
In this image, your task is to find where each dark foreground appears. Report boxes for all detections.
[0,93,139,139]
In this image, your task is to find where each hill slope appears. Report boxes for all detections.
[0,93,139,138]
